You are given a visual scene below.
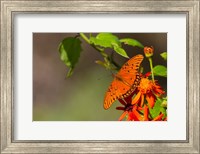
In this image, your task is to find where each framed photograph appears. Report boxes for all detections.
[1,0,199,153]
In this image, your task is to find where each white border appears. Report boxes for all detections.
[14,14,186,140]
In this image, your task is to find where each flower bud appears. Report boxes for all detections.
[144,46,154,58]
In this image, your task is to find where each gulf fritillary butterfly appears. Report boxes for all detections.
[104,54,144,109]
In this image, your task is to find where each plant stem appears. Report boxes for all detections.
[148,57,155,82]
[79,33,106,55]
[79,33,120,70]
[79,33,90,44]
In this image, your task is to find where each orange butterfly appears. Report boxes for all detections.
[104,54,144,109]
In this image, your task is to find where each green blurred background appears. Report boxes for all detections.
[33,33,167,121]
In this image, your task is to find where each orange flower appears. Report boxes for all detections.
[131,77,165,108]
[117,102,152,121]
[117,105,143,121]
[117,95,144,121]
[117,98,149,121]
[116,97,134,121]
[116,72,165,121]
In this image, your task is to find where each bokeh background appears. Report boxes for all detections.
[33,33,167,121]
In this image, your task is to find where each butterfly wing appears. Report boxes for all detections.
[118,54,144,86]
[104,78,130,109]
[104,54,144,110]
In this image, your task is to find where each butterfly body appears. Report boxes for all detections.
[104,54,144,109]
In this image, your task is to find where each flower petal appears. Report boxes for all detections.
[153,84,165,95]
[143,105,149,121]
[140,94,144,107]
[137,106,143,111]
[131,92,141,105]
[118,111,128,121]
[116,106,125,110]
[145,72,151,77]
[128,111,139,121]
[154,86,164,93]
[153,113,164,121]
[146,93,155,108]
[132,106,143,121]
[118,99,127,106]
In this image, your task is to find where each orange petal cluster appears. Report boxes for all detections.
[116,74,165,121]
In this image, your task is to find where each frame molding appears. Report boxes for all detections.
[1,0,199,153]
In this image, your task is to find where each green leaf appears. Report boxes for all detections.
[96,33,121,47]
[120,38,144,48]
[90,33,129,58]
[160,52,167,60]
[113,45,129,58]
[58,37,82,77]
[90,33,121,48]
[153,65,167,77]
[149,99,167,119]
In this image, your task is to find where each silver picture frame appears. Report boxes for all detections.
[1,0,199,153]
